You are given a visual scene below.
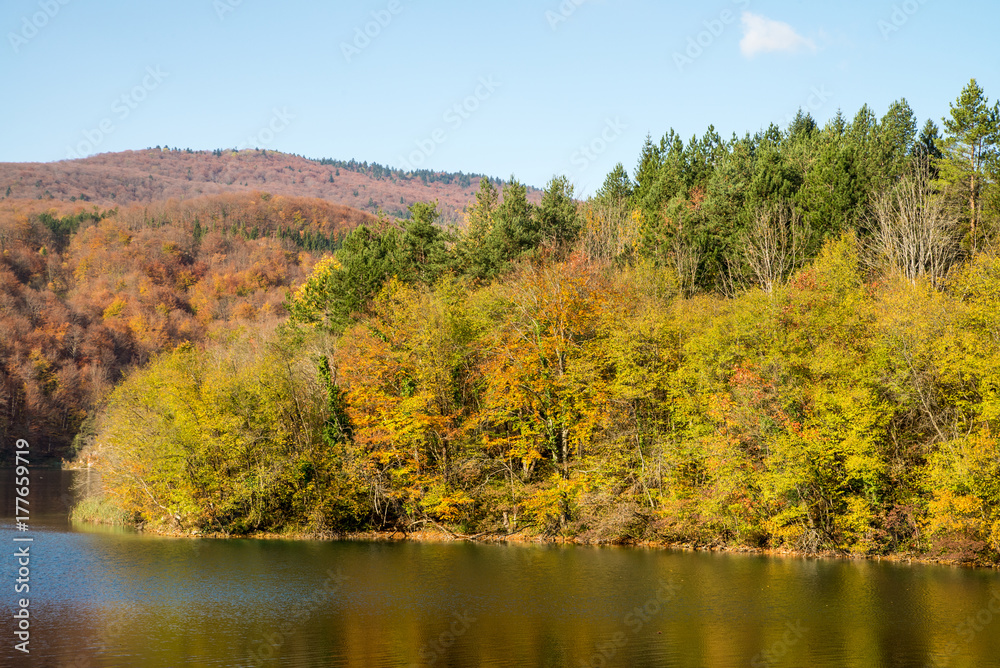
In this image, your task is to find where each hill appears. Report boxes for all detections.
[0,149,543,224]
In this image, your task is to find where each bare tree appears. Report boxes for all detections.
[869,156,961,286]
[581,196,639,265]
[741,201,806,294]
[672,233,701,298]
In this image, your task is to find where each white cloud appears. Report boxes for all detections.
[739,12,817,57]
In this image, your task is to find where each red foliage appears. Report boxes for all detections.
[0,149,542,225]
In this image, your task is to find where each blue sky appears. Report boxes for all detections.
[3,0,999,196]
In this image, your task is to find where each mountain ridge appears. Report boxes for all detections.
[0,149,543,224]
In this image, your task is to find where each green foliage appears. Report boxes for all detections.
[536,175,581,251]
[596,162,634,206]
[287,222,402,333]
[37,208,106,251]
[397,201,453,283]
[938,79,1000,247]
[459,177,541,280]
[317,355,352,448]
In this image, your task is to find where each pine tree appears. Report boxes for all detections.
[536,175,580,251]
[595,163,634,206]
[939,79,1000,247]
[917,119,944,160]
[458,178,500,279]
[399,201,452,283]
[632,134,663,223]
[491,177,538,260]
[877,99,918,179]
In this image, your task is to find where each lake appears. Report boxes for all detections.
[3,469,1000,667]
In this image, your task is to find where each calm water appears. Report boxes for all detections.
[3,470,1000,667]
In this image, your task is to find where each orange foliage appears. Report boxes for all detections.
[0,191,371,457]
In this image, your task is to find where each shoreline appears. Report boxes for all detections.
[122,523,1000,571]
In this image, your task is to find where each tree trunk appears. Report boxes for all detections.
[970,172,977,249]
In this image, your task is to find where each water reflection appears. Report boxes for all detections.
[2,470,1000,667]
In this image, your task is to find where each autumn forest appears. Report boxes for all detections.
[5,79,1000,565]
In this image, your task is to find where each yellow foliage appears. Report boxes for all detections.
[103,297,126,319]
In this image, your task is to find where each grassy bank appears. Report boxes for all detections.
[70,495,132,527]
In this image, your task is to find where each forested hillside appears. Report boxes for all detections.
[55,80,1000,563]
[0,149,541,223]
[0,193,372,455]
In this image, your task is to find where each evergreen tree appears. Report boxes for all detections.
[491,177,538,260]
[398,201,453,283]
[796,118,861,241]
[633,134,663,223]
[459,178,500,280]
[939,79,1000,247]
[536,175,580,251]
[786,110,819,144]
[877,99,918,179]
[288,223,401,333]
[317,356,353,448]
[916,119,944,161]
[595,163,634,205]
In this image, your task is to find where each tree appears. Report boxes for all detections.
[287,222,400,333]
[338,278,478,526]
[876,99,918,179]
[916,119,944,161]
[741,201,806,294]
[939,79,1000,248]
[462,177,499,254]
[462,177,539,280]
[868,156,960,285]
[475,260,611,493]
[583,164,636,264]
[797,115,868,241]
[596,162,634,204]
[785,110,819,145]
[94,339,343,534]
[535,175,580,252]
[493,177,538,254]
[398,201,452,284]
[460,177,539,281]
[632,134,663,224]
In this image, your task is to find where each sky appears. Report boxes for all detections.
[2,0,999,197]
